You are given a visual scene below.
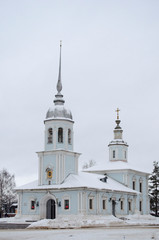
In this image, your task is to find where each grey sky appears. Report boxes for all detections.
[0,0,159,186]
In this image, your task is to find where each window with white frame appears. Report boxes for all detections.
[113,150,115,158]
[64,199,69,210]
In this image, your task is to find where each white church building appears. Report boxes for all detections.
[16,44,150,220]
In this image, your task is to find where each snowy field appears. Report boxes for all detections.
[0,227,159,240]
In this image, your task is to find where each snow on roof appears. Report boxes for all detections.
[45,105,73,122]
[16,172,137,194]
[84,161,150,174]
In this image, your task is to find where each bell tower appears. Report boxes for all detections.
[37,42,80,186]
[44,41,74,152]
[108,108,128,162]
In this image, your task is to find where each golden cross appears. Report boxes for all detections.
[115,108,120,120]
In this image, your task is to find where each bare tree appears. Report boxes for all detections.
[0,169,17,216]
[82,159,96,169]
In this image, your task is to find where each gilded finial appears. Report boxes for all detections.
[115,108,120,120]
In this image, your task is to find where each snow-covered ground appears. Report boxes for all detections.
[0,215,159,240]
[0,214,159,229]
[0,228,159,240]
[26,214,159,229]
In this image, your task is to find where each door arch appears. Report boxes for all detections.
[46,199,56,219]
[40,193,57,219]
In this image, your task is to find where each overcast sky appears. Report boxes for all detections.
[0,0,159,186]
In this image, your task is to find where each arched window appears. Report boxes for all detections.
[48,128,53,143]
[58,128,63,143]
[68,129,71,144]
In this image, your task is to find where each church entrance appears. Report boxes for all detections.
[112,200,116,216]
[46,199,56,219]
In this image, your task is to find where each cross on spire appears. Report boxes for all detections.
[115,108,120,120]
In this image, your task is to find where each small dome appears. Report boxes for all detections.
[46,105,73,120]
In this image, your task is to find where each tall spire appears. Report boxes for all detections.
[54,41,65,106]
[57,40,62,94]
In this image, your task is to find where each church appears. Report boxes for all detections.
[16,43,150,220]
